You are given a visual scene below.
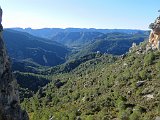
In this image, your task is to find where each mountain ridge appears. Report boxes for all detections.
[11,27,147,39]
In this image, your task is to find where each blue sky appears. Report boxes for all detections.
[0,0,160,29]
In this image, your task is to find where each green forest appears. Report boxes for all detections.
[16,41,160,120]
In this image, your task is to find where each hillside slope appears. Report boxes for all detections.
[85,32,148,54]
[51,32,104,48]
[3,29,70,66]
[70,32,148,59]
[21,42,160,120]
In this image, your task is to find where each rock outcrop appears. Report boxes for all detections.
[0,7,28,120]
[148,11,160,50]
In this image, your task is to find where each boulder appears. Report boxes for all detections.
[54,79,64,88]
[136,81,145,87]
[155,116,160,120]
[144,94,154,100]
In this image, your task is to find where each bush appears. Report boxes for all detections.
[129,111,140,120]
[85,115,94,120]
[118,110,130,120]
[156,61,160,71]
[116,96,127,110]
[139,69,147,80]
[144,52,155,66]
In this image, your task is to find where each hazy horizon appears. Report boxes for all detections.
[7,27,148,30]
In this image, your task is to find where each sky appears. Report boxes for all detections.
[0,0,160,29]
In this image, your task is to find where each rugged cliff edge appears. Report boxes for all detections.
[0,7,28,120]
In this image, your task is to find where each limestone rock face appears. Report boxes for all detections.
[0,28,28,120]
[148,14,160,50]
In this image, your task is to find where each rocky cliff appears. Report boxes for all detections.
[0,7,28,120]
[148,12,160,50]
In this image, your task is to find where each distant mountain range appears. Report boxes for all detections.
[12,27,147,39]
[11,28,149,49]
[3,28,149,68]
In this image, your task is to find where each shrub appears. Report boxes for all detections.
[139,69,147,80]
[144,52,155,66]
[129,111,140,120]
[156,61,160,71]
[118,110,129,120]
[85,115,94,120]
